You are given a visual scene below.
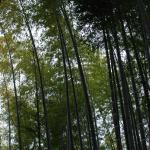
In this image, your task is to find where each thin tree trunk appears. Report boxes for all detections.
[137,3,150,77]
[126,17,148,150]
[119,15,142,150]
[10,57,22,150]
[55,13,83,149]
[56,13,74,150]
[18,1,51,149]
[93,107,100,148]
[102,26,123,150]
[3,75,11,150]
[104,27,130,150]
[126,17,149,95]
[5,36,22,150]
[33,59,41,150]
[110,16,135,150]
[86,114,92,150]
[61,5,98,150]
[79,54,100,149]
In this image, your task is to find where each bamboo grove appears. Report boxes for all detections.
[0,0,149,149]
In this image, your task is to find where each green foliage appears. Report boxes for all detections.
[2,0,148,149]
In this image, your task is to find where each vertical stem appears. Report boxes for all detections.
[1,31,22,150]
[56,14,83,149]
[105,27,130,149]
[33,61,41,150]
[61,6,98,150]
[103,26,123,150]
[110,17,135,150]
[119,15,142,149]
[56,13,74,150]
[18,1,51,149]
[3,75,11,150]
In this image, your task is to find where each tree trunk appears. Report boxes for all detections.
[18,1,51,149]
[61,5,98,150]
[105,27,130,149]
[56,13,83,149]
[119,15,142,150]
[110,16,135,150]
[126,17,148,150]
[33,59,41,150]
[102,26,123,150]
[2,33,22,150]
[3,75,11,150]
[56,13,74,150]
